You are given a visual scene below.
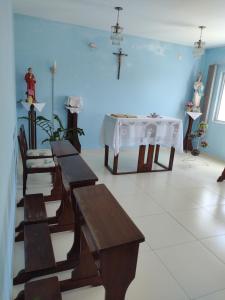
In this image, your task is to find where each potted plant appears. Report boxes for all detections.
[190,121,208,156]
[19,114,84,144]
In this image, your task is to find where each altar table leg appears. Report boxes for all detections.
[104,145,109,167]
[154,144,160,163]
[146,145,154,171]
[113,154,119,174]
[168,147,175,170]
[154,145,175,171]
[137,145,146,172]
[137,145,154,172]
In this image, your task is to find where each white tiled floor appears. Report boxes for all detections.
[13,148,225,299]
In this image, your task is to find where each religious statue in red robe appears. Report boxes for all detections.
[24,67,36,103]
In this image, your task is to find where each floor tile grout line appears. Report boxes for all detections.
[193,287,225,300]
[153,250,192,299]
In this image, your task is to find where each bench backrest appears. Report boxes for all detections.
[20,124,28,152]
[18,133,27,168]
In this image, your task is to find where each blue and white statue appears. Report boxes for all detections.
[193,73,204,108]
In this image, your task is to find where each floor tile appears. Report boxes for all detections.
[201,235,225,264]
[134,213,195,250]
[171,208,225,239]
[116,190,163,217]
[126,249,189,300]
[156,241,225,299]
[196,289,225,300]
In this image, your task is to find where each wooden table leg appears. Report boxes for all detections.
[100,244,140,300]
[138,145,154,172]
[113,154,119,174]
[104,145,109,167]
[28,104,37,149]
[146,145,154,171]
[154,144,160,163]
[168,147,175,170]
[137,145,146,172]
[217,168,225,182]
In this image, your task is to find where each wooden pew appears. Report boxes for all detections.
[14,155,98,282]
[15,140,98,242]
[15,184,144,300]
[61,184,145,299]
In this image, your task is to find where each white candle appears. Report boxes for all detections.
[53,61,57,71]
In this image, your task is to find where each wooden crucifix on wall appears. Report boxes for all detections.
[113,48,128,80]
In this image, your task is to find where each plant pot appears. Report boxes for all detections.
[191,149,200,156]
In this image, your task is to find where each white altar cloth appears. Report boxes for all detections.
[102,114,183,155]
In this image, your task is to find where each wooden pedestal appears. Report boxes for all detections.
[28,104,37,149]
[67,111,81,153]
[183,115,194,152]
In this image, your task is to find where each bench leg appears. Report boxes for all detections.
[218,168,225,182]
[60,232,101,292]
[100,244,140,300]
[13,259,77,285]
[14,290,24,300]
[71,233,99,281]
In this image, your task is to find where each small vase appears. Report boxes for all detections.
[191,149,200,156]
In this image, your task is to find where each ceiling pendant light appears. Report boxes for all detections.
[111,7,124,46]
[193,26,206,58]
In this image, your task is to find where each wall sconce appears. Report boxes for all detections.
[50,61,57,75]
[88,42,97,49]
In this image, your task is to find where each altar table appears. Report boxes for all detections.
[102,114,183,174]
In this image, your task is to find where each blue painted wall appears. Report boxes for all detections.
[14,14,201,149]
[0,0,17,299]
[201,47,225,160]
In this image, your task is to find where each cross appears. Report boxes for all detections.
[113,48,128,80]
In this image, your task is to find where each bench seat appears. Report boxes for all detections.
[25,277,62,300]
[24,223,55,272]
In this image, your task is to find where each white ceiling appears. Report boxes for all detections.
[13,0,225,48]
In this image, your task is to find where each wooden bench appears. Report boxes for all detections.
[15,154,98,242]
[63,184,145,299]
[14,155,98,282]
[50,140,79,157]
[15,184,144,300]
